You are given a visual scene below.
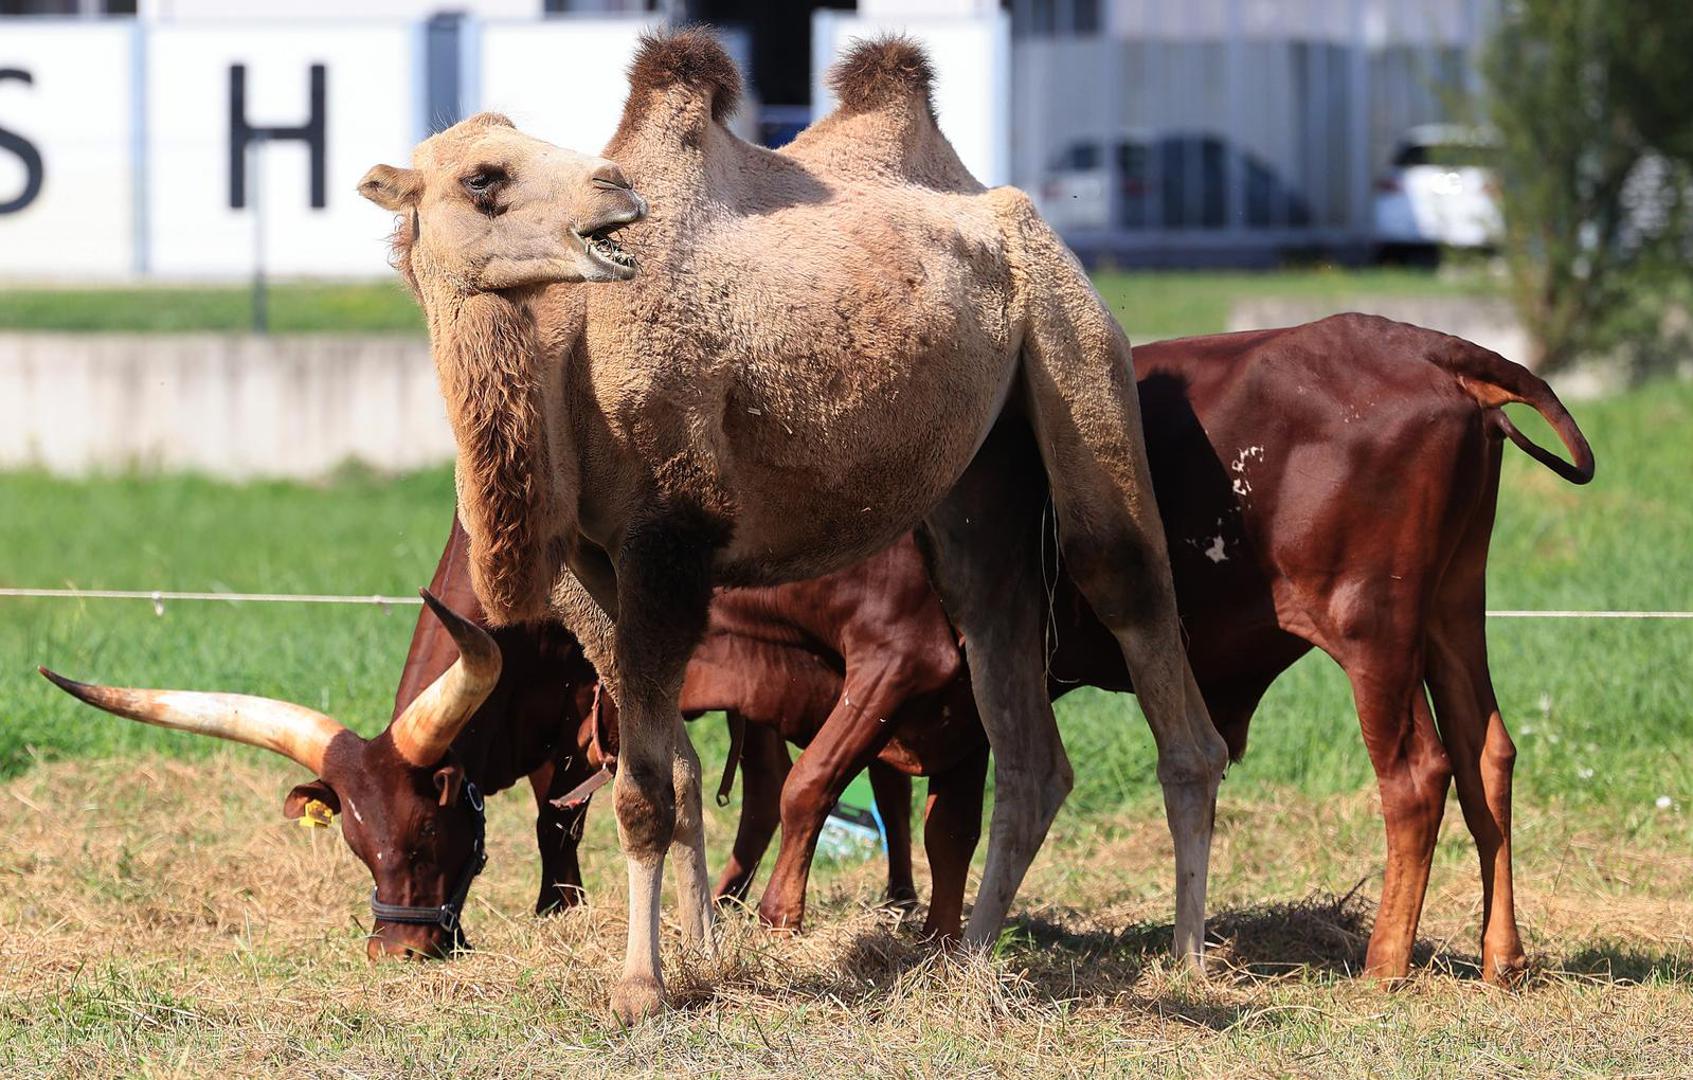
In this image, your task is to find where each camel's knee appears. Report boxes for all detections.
[670,753,705,841]
[615,762,677,861]
[1156,741,1225,791]
[996,753,1072,823]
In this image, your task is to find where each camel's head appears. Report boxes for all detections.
[41,592,504,961]
[359,113,646,289]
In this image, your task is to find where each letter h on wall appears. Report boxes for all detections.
[229,63,326,210]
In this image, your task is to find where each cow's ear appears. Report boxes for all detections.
[433,762,465,808]
[284,779,341,824]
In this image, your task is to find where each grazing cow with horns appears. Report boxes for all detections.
[41,591,504,958]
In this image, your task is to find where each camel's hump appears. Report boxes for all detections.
[625,27,742,123]
[828,36,935,116]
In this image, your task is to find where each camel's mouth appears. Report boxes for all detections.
[576,216,639,277]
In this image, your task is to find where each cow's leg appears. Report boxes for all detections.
[757,678,905,931]
[606,516,719,1024]
[715,718,791,907]
[869,762,918,908]
[1008,243,1228,969]
[1428,613,1526,985]
[531,758,592,914]
[1340,640,1452,981]
[922,742,989,939]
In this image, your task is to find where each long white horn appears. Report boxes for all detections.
[387,589,502,766]
[39,668,347,775]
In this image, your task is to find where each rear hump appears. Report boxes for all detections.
[828,35,936,119]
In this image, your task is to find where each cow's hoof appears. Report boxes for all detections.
[610,975,665,1025]
[535,887,586,917]
[1483,949,1529,988]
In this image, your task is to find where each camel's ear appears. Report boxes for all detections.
[358,165,422,211]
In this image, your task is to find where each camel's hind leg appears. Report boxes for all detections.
[1008,216,1228,969]
[922,419,1075,948]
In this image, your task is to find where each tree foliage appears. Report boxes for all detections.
[1482,0,1693,374]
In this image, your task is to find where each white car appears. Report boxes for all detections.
[1373,124,1502,253]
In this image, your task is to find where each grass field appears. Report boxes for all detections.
[0,266,1493,342]
[2,312,1691,1073]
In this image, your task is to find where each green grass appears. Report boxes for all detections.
[1092,266,1496,340]
[0,267,1493,340]
[2,376,1688,824]
[0,282,424,335]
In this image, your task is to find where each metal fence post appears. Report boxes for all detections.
[249,134,267,335]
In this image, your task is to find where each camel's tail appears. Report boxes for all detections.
[1430,337,1596,485]
[617,27,742,132]
[828,35,936,117]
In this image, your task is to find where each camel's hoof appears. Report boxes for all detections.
[610,976,666,1026]
[1483,951,1529,988]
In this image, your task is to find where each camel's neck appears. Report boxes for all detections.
[423,285,566,626]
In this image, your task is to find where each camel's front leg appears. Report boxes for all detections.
[606,514,720,1024]
[669,713,716,952]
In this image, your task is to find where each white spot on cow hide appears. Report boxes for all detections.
[1203,535,1228,563]
[1230,446,1265,473]
[1233,478,1252,496]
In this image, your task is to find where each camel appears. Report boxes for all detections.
[355,32,1227,1022]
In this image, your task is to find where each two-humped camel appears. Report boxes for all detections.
[358,33,1227,1022]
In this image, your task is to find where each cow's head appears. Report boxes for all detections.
[41,591,501,960]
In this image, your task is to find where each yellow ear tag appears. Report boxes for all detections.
[299,799,336,829]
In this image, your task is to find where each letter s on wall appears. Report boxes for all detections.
[0,68,45,215]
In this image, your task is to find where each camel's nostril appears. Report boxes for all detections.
[592,163,631,191]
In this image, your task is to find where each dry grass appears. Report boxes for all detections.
[3,753,1692,1077]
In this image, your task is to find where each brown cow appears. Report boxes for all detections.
[396,523,986,941]
[391,313,1593,985]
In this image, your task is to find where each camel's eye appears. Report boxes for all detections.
[462,168,507,196]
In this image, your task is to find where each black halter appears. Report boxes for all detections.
[368,780,487,935]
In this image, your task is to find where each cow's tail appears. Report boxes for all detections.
[1430,337,1596,485]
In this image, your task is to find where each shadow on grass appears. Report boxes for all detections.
[672,891,1693,1020]
[993,891,1482,991]
[1558,944,1693,986]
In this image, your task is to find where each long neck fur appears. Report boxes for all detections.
[424,284,563,626]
